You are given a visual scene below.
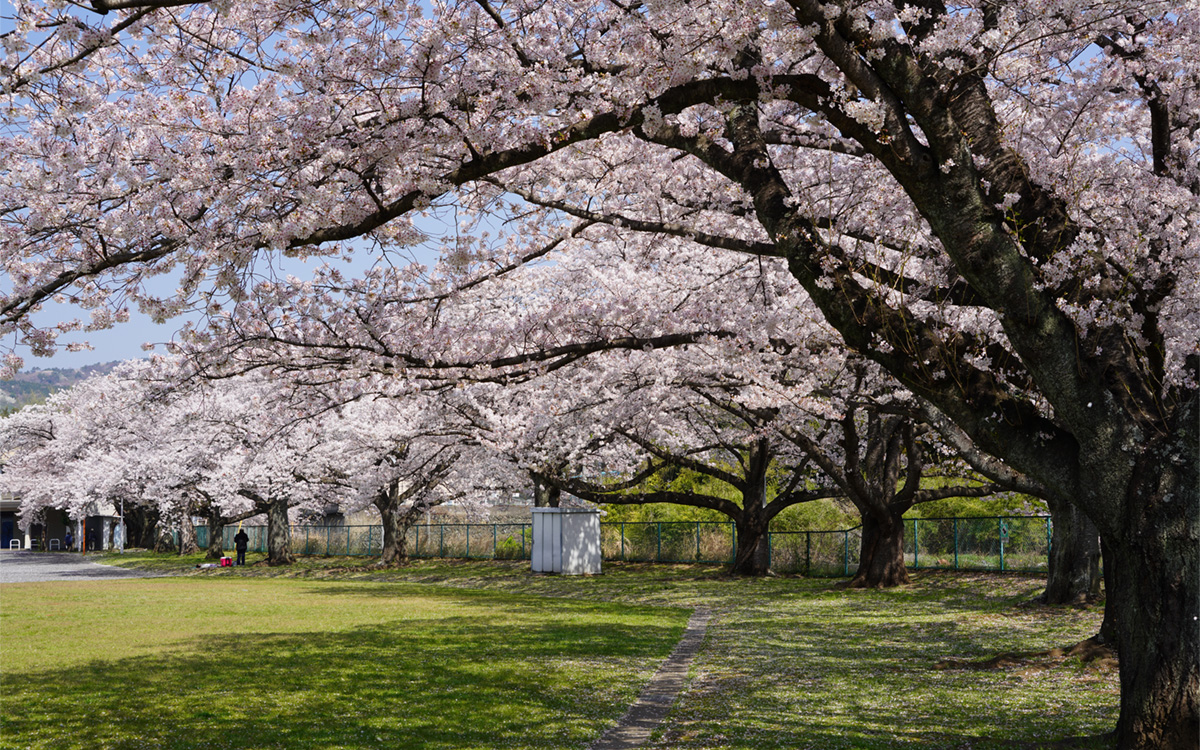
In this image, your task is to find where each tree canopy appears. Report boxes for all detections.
[2,1,1195,746]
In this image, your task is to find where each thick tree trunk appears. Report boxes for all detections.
[377,493,411,567]
[127,506,159,549]
[265,496,294,566]
[729,440,774,576]
[154,527,175,553]
[204,513,224,560]
[532,472,561,508]
[178,516,199,555]
[1041,494,1102,604]
[375,479,433,567]
[1103,422,1198,750]
[731,517,770,576]
[847,513,910,588]
[1109,543,1197,748]
[1097,536,1119,646]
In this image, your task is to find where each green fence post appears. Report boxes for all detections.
[440,525,444,558]
[346,526,350,556]
[620,522,625,561]
[999,519,1006,572]
[493,524,498,560]
[805,531,811,576]
[953,517,959,570]
[913,519,920,569]
[696,521,701,561]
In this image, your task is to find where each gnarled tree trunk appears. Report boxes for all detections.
[850,512,910,588]
[205,515,225,559]
[126,505,160,549]
[842,410,918,588]
[532,471,561,508]
[265,495,294,566]
[1097,404,1198,750]
[1042,495,1102,605]
[178,514,199,555]
[730,439,773,577]
[199,498,225,560]
[376,482,416,567]
[372,454,457,566]
[154,524,175,553]
[731,508,771,576]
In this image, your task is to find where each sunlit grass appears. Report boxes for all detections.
[9,555,1119,749]
[0,577,688,750]
[651,579,1116,749]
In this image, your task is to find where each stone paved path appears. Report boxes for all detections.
[589,606,712,750]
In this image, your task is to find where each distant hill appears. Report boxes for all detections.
[0,362,124,411]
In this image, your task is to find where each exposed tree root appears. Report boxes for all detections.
[836,573,910,589]
[934,636,1118,674]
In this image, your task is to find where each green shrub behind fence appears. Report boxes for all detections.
[197,515,1051,576]
[768,528,863,576]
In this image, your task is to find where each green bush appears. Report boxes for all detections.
[495,532,531,560]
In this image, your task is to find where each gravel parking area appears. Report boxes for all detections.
[0,551,157,583]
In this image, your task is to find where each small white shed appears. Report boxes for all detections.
[531,507,602,575]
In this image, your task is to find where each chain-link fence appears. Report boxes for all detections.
[407,523,533,560]
[196,515,1051,576]
[601,522,735,563]
[768,528,863,576]
[904,516,1052,572]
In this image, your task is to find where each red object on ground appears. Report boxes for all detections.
[219,557,232,567]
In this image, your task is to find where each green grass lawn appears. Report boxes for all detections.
[1,555,1118,749]
[0,576,687,750]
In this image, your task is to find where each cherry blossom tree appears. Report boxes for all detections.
[919,402,1103,607]
[544,382,846,577]
[774,363,1012,588]
[2,1,1196,744]
[469,329,1008,581]
[201,221,1082,591]
[311,392,520,565]
[0,361,355,563]
[0,363,177,549]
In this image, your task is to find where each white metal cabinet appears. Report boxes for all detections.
[531,508,601,575]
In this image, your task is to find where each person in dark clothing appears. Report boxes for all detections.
[64,529,74,551]
[234,529,249,566]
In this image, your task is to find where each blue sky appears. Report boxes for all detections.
[11,244,436,370]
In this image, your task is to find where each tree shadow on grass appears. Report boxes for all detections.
[2,598,686,750]
[662,584,1115,750]
[306,581,694,625]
